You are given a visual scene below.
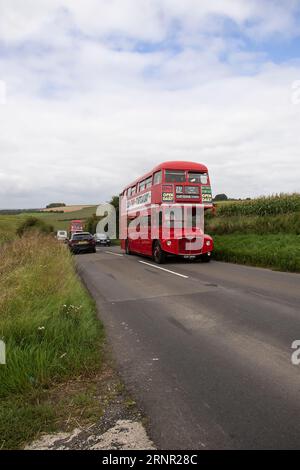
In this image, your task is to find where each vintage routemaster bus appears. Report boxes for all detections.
[120,161,214,263]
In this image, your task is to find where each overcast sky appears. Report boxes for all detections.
[0,0,300,208]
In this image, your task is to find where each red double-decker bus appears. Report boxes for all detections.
[120,161,214,263]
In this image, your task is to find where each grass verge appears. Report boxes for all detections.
[0,233,104,449]
[212,234,300,272]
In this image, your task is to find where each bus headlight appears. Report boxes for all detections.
[206,240,211,246]
[166,240,172,246]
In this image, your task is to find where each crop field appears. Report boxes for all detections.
[206,193,300,272]
[213,194,300,217]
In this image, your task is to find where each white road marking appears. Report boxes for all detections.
[138,261,189,279]
[105,251,124,257]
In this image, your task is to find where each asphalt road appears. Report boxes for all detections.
[76,246,300,450]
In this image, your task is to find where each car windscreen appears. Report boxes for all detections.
[72,234,92,240]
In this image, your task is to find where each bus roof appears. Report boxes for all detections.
[124,161,209,190]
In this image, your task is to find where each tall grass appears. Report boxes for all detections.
[0,234,103,398]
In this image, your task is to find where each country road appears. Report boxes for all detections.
[76,247,300,450]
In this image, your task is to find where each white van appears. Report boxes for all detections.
[56,230,68,242]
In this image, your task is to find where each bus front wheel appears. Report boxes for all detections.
[125,239,132,255]
[201,253,211,263]
[153,241,165,264]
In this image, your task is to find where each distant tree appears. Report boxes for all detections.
[16,217,54,237]
[214,194,228,201]
[109,196,119,238]
[109,195,119,211]
[0,209,41,215]
[85,196,120,236]
[85,213,101,234]
[46,203,66,208]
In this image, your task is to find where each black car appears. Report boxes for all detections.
[68,232,96,254]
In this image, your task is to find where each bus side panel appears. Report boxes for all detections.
[151,184,163,205]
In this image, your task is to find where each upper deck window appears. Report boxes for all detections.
[139,177,151,192]
[153,170,162,185]
[131,186,136,195]
[188,172,208,184]
[165,170,186,183]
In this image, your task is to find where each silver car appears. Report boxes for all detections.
[94,233,111,246]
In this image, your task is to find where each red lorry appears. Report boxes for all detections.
[69,220,84,236]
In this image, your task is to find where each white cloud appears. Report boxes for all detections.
[1,0,299,44]
[0,0,299,207]
[0,80,6,104]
